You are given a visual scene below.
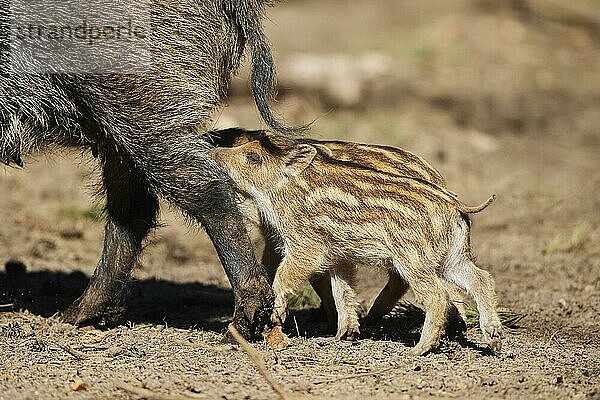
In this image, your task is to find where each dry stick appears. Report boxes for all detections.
[313,366,394,385]
[115,382,202,400]
[57,344,87,360]
[227,324,289,400]
[174,339,223,352]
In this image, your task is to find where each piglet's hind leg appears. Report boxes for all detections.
[330,263,360,340]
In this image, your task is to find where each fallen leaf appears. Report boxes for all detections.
[264,326,291,350]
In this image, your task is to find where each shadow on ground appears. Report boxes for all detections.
[0,259,235,332]
[1,259,495,354]
[283,301,494,355]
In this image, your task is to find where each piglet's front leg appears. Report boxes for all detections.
[271,251,323,326]
[271,290,288,325]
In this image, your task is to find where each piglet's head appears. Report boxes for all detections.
[211,135,317,195]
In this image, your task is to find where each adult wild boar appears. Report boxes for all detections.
[0,0,290,337]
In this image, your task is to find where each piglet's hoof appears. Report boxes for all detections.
[334,322,360,341]
[407,343,434,357]
[481,317,503,354]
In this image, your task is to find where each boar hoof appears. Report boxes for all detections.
[334,328,347,341]
[62,298,123,326]
[270,293,287,326]
[344,330,360,342]
[488,338,502,354]
[232,276,275,340]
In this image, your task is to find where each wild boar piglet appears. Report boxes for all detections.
[207,128,469,337]
[211,134,502,355]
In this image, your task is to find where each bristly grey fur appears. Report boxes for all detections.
[0,0,283,339]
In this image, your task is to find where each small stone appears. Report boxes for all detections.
[69,378,87,392]
[558,299,567,308]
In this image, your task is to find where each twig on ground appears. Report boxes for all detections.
[57,344,87,360]
[115,382,202,400]
[227,324,289,400]
[174,339,223,352]
[546,329,563,349]
[313,366,394,385]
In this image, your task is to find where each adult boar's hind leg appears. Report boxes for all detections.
[63,151,159,325]
[138,132,273,340]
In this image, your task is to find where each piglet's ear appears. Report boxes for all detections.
[283,144,317,177]
[311,143,333,157]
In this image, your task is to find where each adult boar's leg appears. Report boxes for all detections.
[63,151,159,325]
[198,190,273,339]
[135,131,273,339]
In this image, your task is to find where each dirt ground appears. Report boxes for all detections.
[1,0,599,399]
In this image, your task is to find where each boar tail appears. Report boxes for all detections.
[225,1,305,135]
[459,194,496,214]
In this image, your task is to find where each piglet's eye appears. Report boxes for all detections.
[245,151,262,166]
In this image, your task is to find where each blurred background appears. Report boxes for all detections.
[238,0,600,136]
[222,0,600,225]
[226,0,599,149]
